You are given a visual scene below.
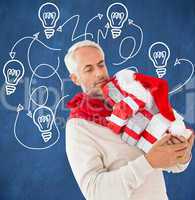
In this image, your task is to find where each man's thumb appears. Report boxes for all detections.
[155,133,172,146]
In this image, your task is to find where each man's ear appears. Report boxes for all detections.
[70,73,81,86]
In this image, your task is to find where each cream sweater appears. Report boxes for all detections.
[65,118,190,200]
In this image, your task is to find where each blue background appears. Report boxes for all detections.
[0,0,195,199]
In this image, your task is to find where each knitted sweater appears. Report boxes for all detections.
[66,118,190,200]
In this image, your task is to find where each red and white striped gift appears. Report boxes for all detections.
[102,76,146,134]
[101,69,192,153]
[122,108,154,146]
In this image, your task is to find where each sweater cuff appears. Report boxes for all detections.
[131,155,154,178]
[164,154,192,173]
[177,153,192,170]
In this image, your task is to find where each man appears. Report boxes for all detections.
[64,40,194,200]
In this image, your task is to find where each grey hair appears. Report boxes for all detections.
[64,40,105,74]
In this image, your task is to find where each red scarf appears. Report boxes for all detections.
[66,72,175,128]
[66,92,113,127]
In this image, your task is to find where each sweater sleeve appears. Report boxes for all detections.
[65,119,154,200]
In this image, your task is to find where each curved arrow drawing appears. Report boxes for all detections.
[10,36,36,59]
[30,33,61,51]
[57,15,93,41]
[97,23,110,44]
[27,59,63,118]
[14,104,60,150]
[112,19,143,66]
[84,13,104,40]
[29,57,62,86]
[169,58,195,94]
[27,33,61,75]
[29,57,61,79]
[27,86,49,118]
[54,94,69,117]
[10,32,61,60]
[27,33,40,73]
[129,19,144,58]
[113,36,136,66]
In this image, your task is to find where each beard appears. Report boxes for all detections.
[81,80,113,110]
[86,87,104,99]
[85,84,112,110]
[80,75,109,99]
[88,77,109,98]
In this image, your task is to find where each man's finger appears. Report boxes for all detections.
[173,135,187,143]
[170,142,188,151]
[155,134,172,146]
[170,136,183,144]
[188,134,195,147]
[175,149,187,157]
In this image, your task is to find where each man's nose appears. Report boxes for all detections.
[95,67,104,78]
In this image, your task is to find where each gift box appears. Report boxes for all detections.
[101,69,192,153]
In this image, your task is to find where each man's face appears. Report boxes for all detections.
[71,46,109,98]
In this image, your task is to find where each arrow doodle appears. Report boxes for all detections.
[85,13,104,40]
[27,33,61,75]
[169,58,195,94]
[57,15,93,41]
[14,103,61,150]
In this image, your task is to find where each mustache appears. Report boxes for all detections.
[94,77,108,86]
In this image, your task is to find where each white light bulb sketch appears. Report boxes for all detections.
[3,59,25,95]
[33,106,54,143]
[38,2,60,39]
[148,42,170,78]
[106,2,128,39]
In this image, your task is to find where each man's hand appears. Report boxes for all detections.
[145,134,188,169]
[168,130,195,164]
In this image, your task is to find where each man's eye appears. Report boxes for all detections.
[99,63,105,67]
[84,68,92,72]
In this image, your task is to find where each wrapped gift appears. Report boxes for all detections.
[101,69,192,153]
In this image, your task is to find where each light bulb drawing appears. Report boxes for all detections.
[38,2,60,39]
[33,106,54,143]
[106,2,128,39]
[3,59,25,95]
[148,42,170,78]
